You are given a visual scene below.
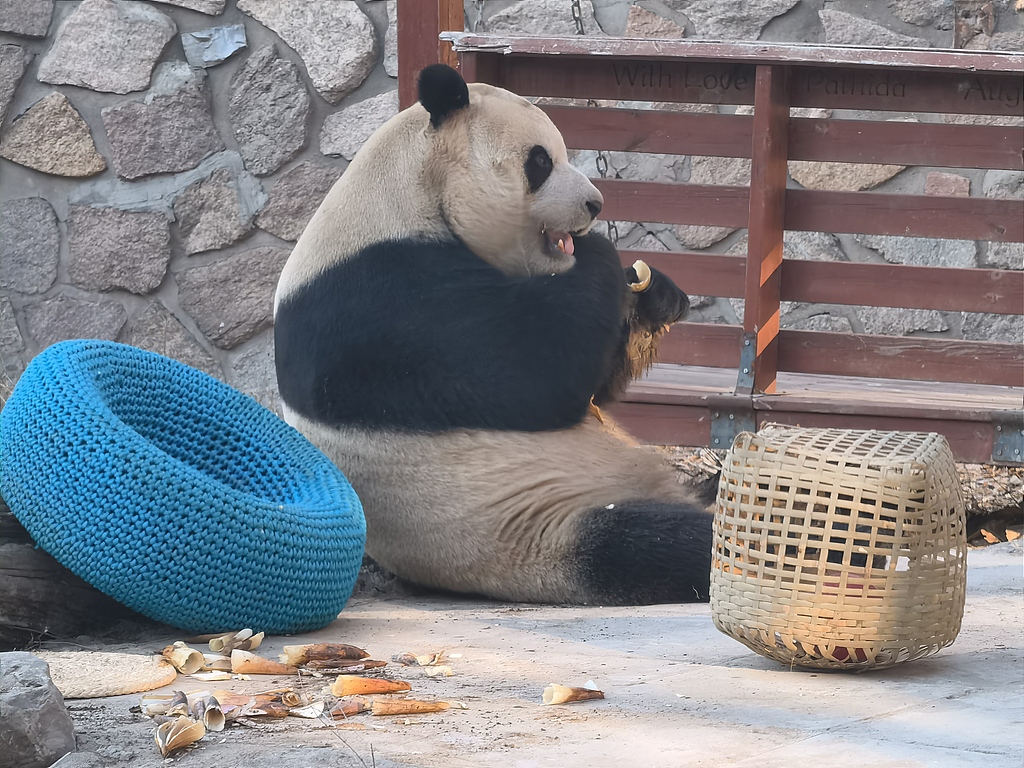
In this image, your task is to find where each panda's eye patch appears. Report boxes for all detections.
[525,145,554,192]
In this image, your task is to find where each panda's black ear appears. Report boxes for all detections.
[418,64,470,128]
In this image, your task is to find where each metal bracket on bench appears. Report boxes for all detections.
[707,397,756,451]
[991,410,1024,466]
[734,332,756,395]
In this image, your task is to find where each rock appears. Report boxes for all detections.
[0,92,106,177]
[665,0,799,39]
[0,45,28,125]
[37,0,176,94]
[965,30,1024,51]
[181,23,247,69]
[982,171,1024,271]
[384,0,398,77]
[962,312,1023,344]
[0,653,76,768]
[101,62,223,180]
[22,295,128,349]
[820,9,930,47]
[255,161,341,241]
[0,197,59,295]
[674,155,749,249]
[176,246,290,349]
[0,0,54,37]
[173,168,264,255]
[69,151,254,216]
[230,333,280,413]
[925,172,970,197]
[858,306,948,336]
[624,5,686,38]
[889,0,952,29]
[229,46,310,176]
[787,313,854,333]
[67,206,171,294]
[943,112,1024,128]
[783,230,846,262]
[237,0,377,105]
[150,0,225,14]
[790,159,905,192]
[986,241,1024,270]
[982,170,1024,201]
[49,753,108,768]
[855,234,977,269]
[0,297,24,357]
[122,302,220,377]
[320,90,399,160]
[485,0,603,35]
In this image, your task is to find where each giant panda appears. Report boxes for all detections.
[274,65,713,605]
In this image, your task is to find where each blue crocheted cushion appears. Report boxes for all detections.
[0,340,365,634]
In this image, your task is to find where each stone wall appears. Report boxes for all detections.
[1,0,1021,411]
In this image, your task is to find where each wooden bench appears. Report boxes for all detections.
[396,7,1024,466]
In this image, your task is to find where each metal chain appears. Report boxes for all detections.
[571,0,585,35]
[472,0,485,34]
[575,4,618,244]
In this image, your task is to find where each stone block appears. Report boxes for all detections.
[22,295,127,349]
[857,306,948,336]
[0,197,59,295]
[37,0,176,94]
[0,297,24,357]
[855,234,977,268]
[664,0,799,39]
[101,62,223,180]
[122,302,220,377]
[176,246,290,349]
[983,170,1024,200]
[790,160,905,192]
[674,155,749,248]
[0,653,75,768]
[0,92,105,177]
[925,172,970,197]
[384,0,397,77]
[0,45,28,125]
[229,46,310,176]
[173,168,262,255]
[150,0,225,14]
[230,332,280,413]
[624,5,686,38]
[237,0,377,104]
[486,0,602,35]
[255,161,341,241]
[320,90,399,161]
[0,0,54,37]
[820,9,930,47]
[67,206,171,294]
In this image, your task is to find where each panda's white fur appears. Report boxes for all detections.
[275,66,712,604]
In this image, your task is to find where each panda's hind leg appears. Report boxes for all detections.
[572,501,713,605]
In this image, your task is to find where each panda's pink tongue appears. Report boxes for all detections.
[554,233,575,256]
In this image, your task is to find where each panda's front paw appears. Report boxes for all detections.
[627,265,690,331]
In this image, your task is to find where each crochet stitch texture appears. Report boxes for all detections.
[0,340,365,634]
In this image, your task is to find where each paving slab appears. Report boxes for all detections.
[48,542,1023,767]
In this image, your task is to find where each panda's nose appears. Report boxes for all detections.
[585,199,602,219]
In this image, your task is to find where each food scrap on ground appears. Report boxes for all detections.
[124,631,510,758]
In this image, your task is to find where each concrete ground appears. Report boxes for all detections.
[57,541,1022,768]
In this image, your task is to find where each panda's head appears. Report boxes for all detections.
[418,65,604,276]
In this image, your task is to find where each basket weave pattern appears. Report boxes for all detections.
[710,425,967,670]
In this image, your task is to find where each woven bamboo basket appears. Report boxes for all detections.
[710,425,967,671]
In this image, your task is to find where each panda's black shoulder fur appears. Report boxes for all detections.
[275,232,629,433]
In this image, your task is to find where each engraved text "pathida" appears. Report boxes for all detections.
[805,70,908,98]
